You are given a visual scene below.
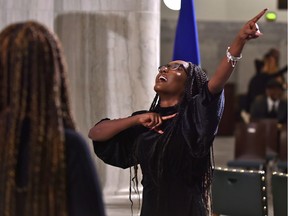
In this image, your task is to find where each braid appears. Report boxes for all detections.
[145,66,208,182]
[0,21,75,216]
[148,94,159,111]
[41,26,75,129]
[145,62,212,213]
[186,62,212,214]
[186,62,213,215]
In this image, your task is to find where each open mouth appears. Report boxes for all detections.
[159,75,167,82]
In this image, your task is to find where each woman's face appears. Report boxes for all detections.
[154,60,189,97]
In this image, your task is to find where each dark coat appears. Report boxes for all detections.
[250,96,287,123]
[93,82,225,216]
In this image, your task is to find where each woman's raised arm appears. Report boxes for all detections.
[208,9,268,95]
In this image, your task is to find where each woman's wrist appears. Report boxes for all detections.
[227,38,245,59]
[130,115,142,126]
[226,47,242,68]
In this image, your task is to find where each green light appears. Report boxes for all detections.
[265,12,277,21]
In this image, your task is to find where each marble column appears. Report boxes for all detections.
[0,0,55,30]
[54,0,161,212]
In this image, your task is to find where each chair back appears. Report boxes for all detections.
[258,119,279,159]
[277,124,287,172]
[212,167,267,216]
[234,122,266,160]
[272,172,288,216]
[279,124,287,161]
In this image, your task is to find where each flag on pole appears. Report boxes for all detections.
[172,0,201,65]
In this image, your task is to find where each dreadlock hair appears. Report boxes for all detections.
[149,62,209,173]
[0,21,75,216]
[132,62,212,214]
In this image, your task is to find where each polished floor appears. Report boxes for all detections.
[105,136,276,216]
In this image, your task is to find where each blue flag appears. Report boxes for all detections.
[172,0,200,65]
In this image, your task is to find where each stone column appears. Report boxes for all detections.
[0,0,55,30]
[54,0,160,212]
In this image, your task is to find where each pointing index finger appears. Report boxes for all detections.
[251,8,268,23]
[162,113,177,120]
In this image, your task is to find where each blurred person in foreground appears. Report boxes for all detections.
[0,21,105,216]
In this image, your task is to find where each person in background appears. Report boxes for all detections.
[250,79,287,124]
[0,21,106,216]
[246,48,287,112]
[89,9,268,216]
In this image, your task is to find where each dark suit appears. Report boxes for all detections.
[250,96,287,123]
[246,65,287,111]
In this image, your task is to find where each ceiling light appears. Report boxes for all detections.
[163,0,181,11]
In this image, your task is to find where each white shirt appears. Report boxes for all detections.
[267,97,279,112]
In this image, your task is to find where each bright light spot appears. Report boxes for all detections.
[247,127,256,133]
[163,0,181,11]
[265,12,277,21]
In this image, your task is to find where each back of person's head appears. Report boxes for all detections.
[262,48,279,74]
[267,48,280,66]
[254,59,264,74]
[0,21,75,215]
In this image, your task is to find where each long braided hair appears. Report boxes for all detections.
[0,21,75,216]
[132,62,212,214]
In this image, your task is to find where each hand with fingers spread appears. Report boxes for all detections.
[238,8,268,41]
[138,112,177,134]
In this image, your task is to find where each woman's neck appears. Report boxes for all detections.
[159,96,181,107]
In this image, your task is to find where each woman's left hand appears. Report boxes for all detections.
[238,8,268,41]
